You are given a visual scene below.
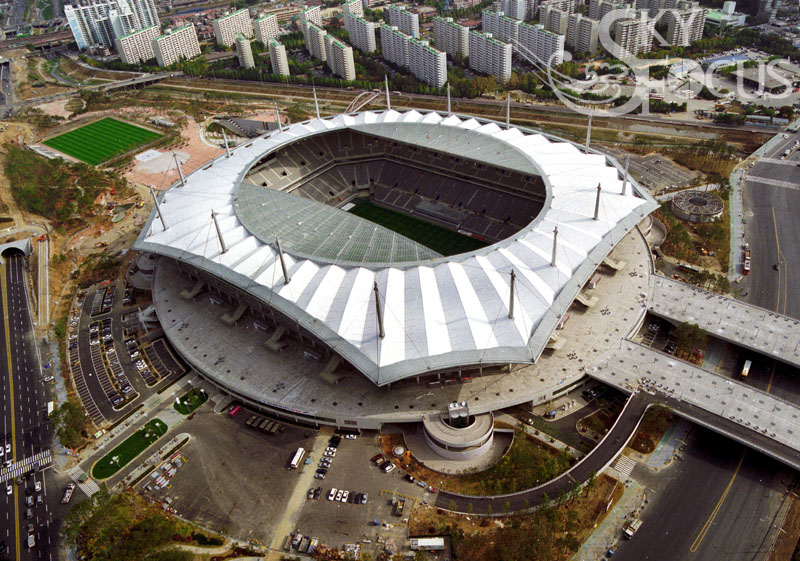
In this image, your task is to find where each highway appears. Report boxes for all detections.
[742,128,800,320]
[613,427,794,561]
[0,253,54,561]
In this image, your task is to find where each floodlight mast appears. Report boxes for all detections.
[374,281,385,339]
[276,237,290,284]
[211,210,227,253]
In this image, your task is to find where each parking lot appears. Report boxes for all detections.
[137,404,434,558]
[139,405,314,546]
[292,434,434,558]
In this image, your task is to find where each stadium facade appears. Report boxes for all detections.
[134,109,657,428]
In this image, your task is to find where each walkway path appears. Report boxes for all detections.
[570,480,646,561]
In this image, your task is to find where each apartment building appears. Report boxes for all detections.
[269,38,290,76]
[324,35,356,80]
[566,12,599,54]
[65,0,159,50]
[152,23,201,67]
[300,5,323,42]
[518,22,564,67]
[433,16,469,58]
[663,0,706,46]
[253,14,279,44]
[306,22,328,61]
[540,4,570,34]
[115,24,158,64]
[468,30,512,81]
[342,0,364,18]
[235,33,255,68]
[482,10,520,47]
[380,23,411,67]
[213,8,253,47]
[386,5,419,38]
[347,14,377,52]
[612,12,654,56]
[408,37,447,87]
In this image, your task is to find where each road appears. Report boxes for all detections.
[0,253,53,561]
[613,427,794,561]
[741,129,800,320]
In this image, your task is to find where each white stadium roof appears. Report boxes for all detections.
[135,109,658,386]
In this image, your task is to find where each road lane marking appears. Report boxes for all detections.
[1,262,20,561]
[772,208,782,313]
[689,452,745,553]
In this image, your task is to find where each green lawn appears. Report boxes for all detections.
[91,418,168,480]
[42,117,162,166]
[173,387,208,415]
[348,201,487,256]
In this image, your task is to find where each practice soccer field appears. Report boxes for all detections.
[42,117,162,165]
[348,201,487,257]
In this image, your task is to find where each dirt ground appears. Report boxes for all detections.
[768,494,800,561]
[409,474,623,560]
[122,115,223,191]
[12,56,73,101]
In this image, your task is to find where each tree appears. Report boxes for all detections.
[467,502,474,514]
[50,400,89,450]
[448,499,457,511]
[674,321,707,351]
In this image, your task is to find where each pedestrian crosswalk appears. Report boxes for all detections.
[0,450,52,483]
[67,466,101,497]
[612,454,637,478]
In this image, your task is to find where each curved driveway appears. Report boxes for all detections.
[434,392,651,513]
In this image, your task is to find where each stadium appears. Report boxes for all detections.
[134,108,658,435]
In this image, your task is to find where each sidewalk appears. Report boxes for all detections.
[571,480,646,561]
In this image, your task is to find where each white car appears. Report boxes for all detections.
[327,488,337,501]
[34,481,41,492]
[0,446,3,457]
[335,489,343,502]
[4,444,9,454]
[5,485,10,495]
[340,490,349,503]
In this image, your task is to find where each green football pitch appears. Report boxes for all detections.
[348,201,487,257]
[42,117,162,165]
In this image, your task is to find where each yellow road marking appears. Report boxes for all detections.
[2,262,20,561]
[689,452,745,553]
[767,360,777,393]
[772,208,782,312]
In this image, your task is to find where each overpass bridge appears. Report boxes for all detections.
[648,275,800,368]
[97,72,177,92]
[592,340,800,470]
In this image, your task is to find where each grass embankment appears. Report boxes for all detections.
[92,418,168,480]
[410,474,622,561]
[4,143,129,227]
[43,117,162,165]
[173,387,208,415]
[381,431,572,495]
[629,405,675,454]
[63,489,226,561]
[349,201,488,256]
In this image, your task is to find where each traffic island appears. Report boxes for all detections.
[173,387,208,415]
[92,418,169,480]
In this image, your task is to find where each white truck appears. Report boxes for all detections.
[623,518,642,539]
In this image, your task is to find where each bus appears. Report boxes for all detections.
[290,447,305,469]
[229,405,242,418]
[741,360,752,378]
